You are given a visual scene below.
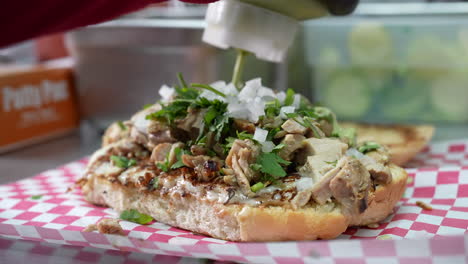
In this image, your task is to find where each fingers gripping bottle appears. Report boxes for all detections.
[202,0,359,63]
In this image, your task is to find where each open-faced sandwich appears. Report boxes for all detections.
[78,75,408,241]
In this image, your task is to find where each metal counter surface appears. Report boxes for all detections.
[0,124,101,185]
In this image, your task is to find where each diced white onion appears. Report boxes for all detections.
[276,91,286,104]
[132,111,151,133]
[248,98,266,123]
[159,85,175,102]
[345,148,365,159]
[253,127,268,142]
[210,81,227,90]
[238,78,260,101]
[257,87,276,100]
[279,106,296,119]
[293,94,301,108]
[257,185,281,195]
[222,83,239,96]
[193,77,298,123]
[261,141,275,153]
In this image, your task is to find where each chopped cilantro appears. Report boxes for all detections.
[156,162,169,172]
[266,127,280,141]
[358,141,381,154]
[120,209,153,225]
[206,149,217,157]
[171,147,190,169]
[284,88,295,106]
[250,182,265,193]
[177,72,189,89]
[254,152,291,178]
[250,163,262,171]
[146,100,191,125]
[31,195,42,200]
[191,83,226,98]
[272,143,285,152]
[117,121,127,131]
[142,103,153,110]
[332,126,357,147]
[237,131,254,140]
[152,177,159,189]
[111,155,137,169]
[265,99,281,117]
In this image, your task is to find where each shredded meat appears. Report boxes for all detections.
[310,164,342,204]
[150,143,172,163]
[281,119,307,134]
[278,134,306,161]
[96,218,125,236]
[329,157,372,216]
[182,155,221,182]
[102,122,130,147]
[127,105,174,149]
[360,149,392,184]
[225,139,261,196]
[290,190,313,209]
[298,138,348,180]
[318,120,333,137]
[83,224,97,232]
[177,108,205,133]
[151,142,184,167]
[416,201,432,210]
[190,145,207,156]
[84,219,125,236]
[234,119,256,133]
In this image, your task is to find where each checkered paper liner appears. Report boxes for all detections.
[0,140,467,263]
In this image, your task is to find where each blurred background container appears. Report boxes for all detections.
[304,2,468,125]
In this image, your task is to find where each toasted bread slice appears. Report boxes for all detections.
[342,123,434,166]
[80,141,407,242]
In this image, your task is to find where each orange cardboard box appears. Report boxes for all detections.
[0,65,79,153]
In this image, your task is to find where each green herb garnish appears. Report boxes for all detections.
[111,155,137,169]
[332,126,357,147]
[250,182,265,193]
[177,72,189,89]
[358,141,381,154]
[253,152,291,178]
[232,49,249,90]
[171,147,190,170]
[285,114,323,139]
[325,160,338,167]
[117,121,127,131]
[146,100,191,125]
[265,99,281,117]
[152,177,159,189]
[272,143,285,152]
[191,83,226,98]
[31,195,42,200]
[284,88,295,106]
[143,103,153,110]
[120,209,153,225]
[266,127,280,141]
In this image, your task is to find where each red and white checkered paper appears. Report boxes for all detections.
[0,139,467,263]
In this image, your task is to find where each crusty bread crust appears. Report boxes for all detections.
[82,165,407,242]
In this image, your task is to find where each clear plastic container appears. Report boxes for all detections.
[302,3,468,124]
